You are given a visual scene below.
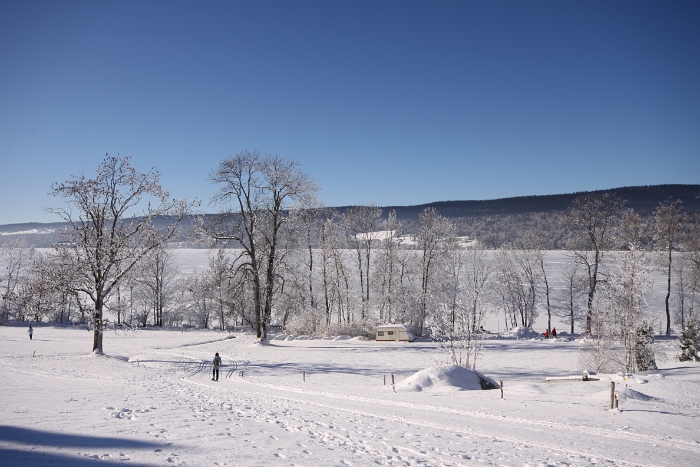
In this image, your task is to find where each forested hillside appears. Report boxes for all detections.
[3,184,697,249]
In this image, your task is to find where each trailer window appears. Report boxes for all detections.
[388,331,394,335]
[377,331,384,336]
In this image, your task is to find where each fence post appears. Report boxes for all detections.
[500,380,504,399]
[303,371,305,382]
[610,381,616,409]
[384,375,386,386]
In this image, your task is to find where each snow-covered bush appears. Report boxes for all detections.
[678,321,700,362]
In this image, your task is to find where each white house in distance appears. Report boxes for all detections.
[375,324,414,342]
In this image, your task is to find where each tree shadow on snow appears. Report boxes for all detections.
[0,425,164,466]
[0,448,162,467]
[248,360,424,377]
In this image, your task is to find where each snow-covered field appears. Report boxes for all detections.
[1,325,699,466]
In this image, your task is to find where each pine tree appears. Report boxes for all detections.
[678,321,700,362]
[634,322,657,371]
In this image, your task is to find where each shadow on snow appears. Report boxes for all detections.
[0,425,165,467]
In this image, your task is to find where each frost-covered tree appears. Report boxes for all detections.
[567,192,626,334]
[672,253,698,329]
[135,243,178,327]
[495,246,539,329]
[416,208,453,334]
[48,155,194,353]
[653,199,683,336]
[185,271,215,329]
[580,211,656,373]
[319,212,354,326]
[374,211,402,324]
[0,238,35,322]
[429,240,491,369]
[203,151,317,340]
[345,204,383,320]
[554,258,587,334]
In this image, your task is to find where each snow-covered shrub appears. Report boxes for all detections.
[678,321,700,362]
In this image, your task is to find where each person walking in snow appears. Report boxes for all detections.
[27,324,33,340]
[543,329,549,339]
[552,327,557,338]
[212,352,222,381]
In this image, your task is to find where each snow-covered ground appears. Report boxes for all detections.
[1,325,698,466]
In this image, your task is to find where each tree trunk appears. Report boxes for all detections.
[92,302,103,354]
[665,246,672,336]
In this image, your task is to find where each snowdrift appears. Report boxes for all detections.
[617,388,659,403]
[397,365,499,392]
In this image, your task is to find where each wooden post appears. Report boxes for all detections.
[303,371,306,382]
[610,381,615,409]
[384,375,386,386]
[500,380,504,399]
[391,373,395,385]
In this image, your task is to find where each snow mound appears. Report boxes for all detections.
[503,327,541,339]
[334,335,351,341]
[618,388,658,403]
[272,334,288,341]
[284,335,297,341]
[397,365,499,392]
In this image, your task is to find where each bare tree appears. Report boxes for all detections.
[584,211,656,372]
[495,246,540,329]
[374,211,401,324]
[135,243,178,327]
[48,155,194,353]
[0,238,35,322]
[204,150,317,340]
[653,199,683,336]
[462,242,493,335]
[323,213,353,326]
[673,252,697,329]
[429,240,491,369]
[186,271,215,329]
[416,208,453,334]
[567,193,626,334]
[346,204,383,320]
[555,258,587,334]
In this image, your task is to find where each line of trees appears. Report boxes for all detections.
[1,152,700,370]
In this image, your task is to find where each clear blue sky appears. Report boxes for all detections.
[1,0,698,224]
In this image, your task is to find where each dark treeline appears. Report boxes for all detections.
[3,184,699,249]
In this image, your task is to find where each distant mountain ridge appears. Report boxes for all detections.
[2,185,699,247]
[334,184,700,221]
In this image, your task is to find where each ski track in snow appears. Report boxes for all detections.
[1,328,699,466]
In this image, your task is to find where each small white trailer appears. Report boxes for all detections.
[375,324,414,343]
